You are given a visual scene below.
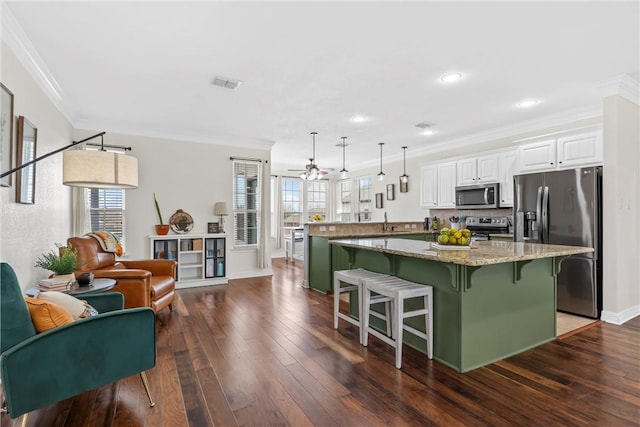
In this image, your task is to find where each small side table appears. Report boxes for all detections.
[66,278,116,296]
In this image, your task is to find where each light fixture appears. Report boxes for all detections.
[350,115,368,123]
[0,131,138,189]
[377,142,385,181]
[440,72,463,83]
[214,202,229,233]
[400,146,409,185]
[517,98,540,108]
[422,129,435,136]
[300,132,322,181]
[337,136,349,179]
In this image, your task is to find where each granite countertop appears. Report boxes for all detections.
[329,238,593,267]
[309,230,437,238]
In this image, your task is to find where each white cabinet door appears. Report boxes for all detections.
[477,153,499,183]
[499,150,518,207]
[557,132,602,168]
[519,139,556,172]
[456,158,477,186]
[437,162,457,207]
[420,165,438,208]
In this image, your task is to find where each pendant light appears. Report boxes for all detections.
[377,142,385,181]
[400,146,409,187]
[337,136,348,179]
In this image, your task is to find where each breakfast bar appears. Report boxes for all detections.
[329,238,593,372]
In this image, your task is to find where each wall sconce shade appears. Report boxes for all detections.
[63,150,138,189]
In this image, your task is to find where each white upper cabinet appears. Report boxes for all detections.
[437,162,457,207]
[420,164,438,208]
[456,154,499,186]
[518,130,602,173]
[519,139,557,172]
[477,154,500,183]
[499,150,518,207]
[556,132,602,168]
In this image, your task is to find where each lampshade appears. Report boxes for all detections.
[214,202,228,216]
[63,150,138,189]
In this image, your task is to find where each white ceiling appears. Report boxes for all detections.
[3,1,639,174]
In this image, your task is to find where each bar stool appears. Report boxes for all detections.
[362,276,433,369]
[333,269,390,344]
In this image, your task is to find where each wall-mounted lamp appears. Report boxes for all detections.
[214,202,229,233]
[337,136,349,179]
[399,146,409,191]
[0,132,138,189]
[377,142,385,181]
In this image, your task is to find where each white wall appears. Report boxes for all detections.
[601,95,640,324]
[72,129,273,280]
[0,42,74,289]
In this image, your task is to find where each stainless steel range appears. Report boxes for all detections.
[465,216,510,241]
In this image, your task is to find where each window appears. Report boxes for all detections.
[233,160,261,246]
[357,176,372,222]
[336,180,352,222]
[306,180,327,221]
[282,178,302,227]
[87,188,126,247]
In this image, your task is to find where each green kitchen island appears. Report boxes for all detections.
[329,238,593,372]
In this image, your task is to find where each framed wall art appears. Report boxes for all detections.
[386,184,395,200]
[208,222,220,233]
[375,192,383,209]
[16,116,37,204]
[1,83,14,187]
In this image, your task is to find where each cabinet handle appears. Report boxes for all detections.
[559,161,563,164]
[550,162,553,165]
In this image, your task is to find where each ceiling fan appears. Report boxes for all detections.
[287,132,332,180]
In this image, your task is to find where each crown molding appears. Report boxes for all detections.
[409,104,602,160]
[598,74,640,105]
[1,5,73,123]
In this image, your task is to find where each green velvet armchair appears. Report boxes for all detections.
[0,262,157,424]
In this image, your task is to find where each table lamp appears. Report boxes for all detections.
[214,202,228,233]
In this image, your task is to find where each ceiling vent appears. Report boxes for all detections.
[415,122,435,129]
[212,76,242,90]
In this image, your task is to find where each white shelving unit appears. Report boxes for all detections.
[149,233,227,288]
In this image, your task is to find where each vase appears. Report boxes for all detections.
[155,224,170,235]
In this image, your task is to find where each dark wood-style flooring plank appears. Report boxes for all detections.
[2,257,639,427]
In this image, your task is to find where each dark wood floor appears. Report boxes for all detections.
[4,258,640,426]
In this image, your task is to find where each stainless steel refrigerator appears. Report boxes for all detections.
[513,166,602,318]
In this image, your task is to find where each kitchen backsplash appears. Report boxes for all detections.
[429,208,514,228]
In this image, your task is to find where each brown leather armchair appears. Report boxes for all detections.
[68,236,176,313]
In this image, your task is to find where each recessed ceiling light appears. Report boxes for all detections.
[517,98,540,108]
[440,72,463,83]
[350,115,369,123]
[422,129,435,136]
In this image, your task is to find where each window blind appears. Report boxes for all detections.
[233,160,261,246]
[87,188,126,247]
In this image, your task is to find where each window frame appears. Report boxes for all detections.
[233,159,261,248]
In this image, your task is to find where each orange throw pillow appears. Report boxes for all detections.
[25,297,74,332]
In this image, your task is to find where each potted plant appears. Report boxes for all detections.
[34,243,81,281]
[154,192,170,235]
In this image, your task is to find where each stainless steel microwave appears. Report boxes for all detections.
[455,183,500,209]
